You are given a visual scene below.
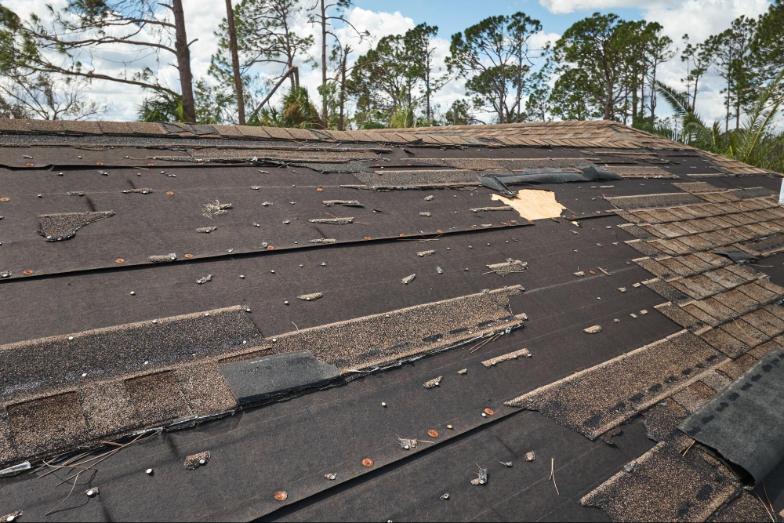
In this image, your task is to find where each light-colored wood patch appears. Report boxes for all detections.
[491,189,565,221]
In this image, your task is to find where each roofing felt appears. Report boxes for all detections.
[0,118,783,522]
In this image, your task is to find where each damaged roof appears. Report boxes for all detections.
[0,118,783,522]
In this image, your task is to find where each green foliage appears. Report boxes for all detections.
[447,12,543,123]
[553,13,671,122]
[348,23,443,128]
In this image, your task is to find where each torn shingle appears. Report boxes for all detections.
[263,286,524,370]
[581,442,738,521]
[37,211,115,241]
[506,331,725,439]
[0,306,261,401]
[681,349,784,483]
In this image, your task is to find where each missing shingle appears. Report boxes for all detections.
[490,190,564,221]
[37,211,115,241]
[605,192,702,210]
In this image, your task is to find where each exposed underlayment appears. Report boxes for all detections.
[680,349,784,483]
[37,211,114,241]
[490,190,566,221]
[2,119,783,521]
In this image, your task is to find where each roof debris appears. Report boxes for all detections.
[401,273,416,285]
[423,376,442,389]
[470,466,488,486]
[308,217,354,225]
[202,200,233,219]
[38,211,115,242]
[2,511,22,523]
[184,451,210,470]
[486,259,528,275]
[148,253,177,263]
[482,348,532,367]
[470,206,513,213]
[322,200,363,208]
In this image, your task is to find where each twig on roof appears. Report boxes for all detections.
[549,458,560,496]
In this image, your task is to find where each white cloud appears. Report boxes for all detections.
[539,0,678,15]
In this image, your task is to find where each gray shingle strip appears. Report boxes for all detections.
[37,211,115,241]
[680,349,784,483]
[581,441,739,521]
[505,331,726,440]
[220,352,341,406]
[0,305,262,402]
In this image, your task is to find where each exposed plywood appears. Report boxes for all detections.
[491,189,566,221]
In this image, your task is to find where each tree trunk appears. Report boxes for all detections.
[320,0,328,124]
[650,65,657,122]
[224,0,245,125]
[172,0,196,123]
[338,51,346,131]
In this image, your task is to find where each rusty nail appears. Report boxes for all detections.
[273,490,288,502]
[427,429,439,439]
[361,458,374,468]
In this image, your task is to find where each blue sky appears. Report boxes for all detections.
[4,0,774,122]
[354,0,643,39]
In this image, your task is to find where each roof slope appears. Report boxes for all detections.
[0,119,782,522]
